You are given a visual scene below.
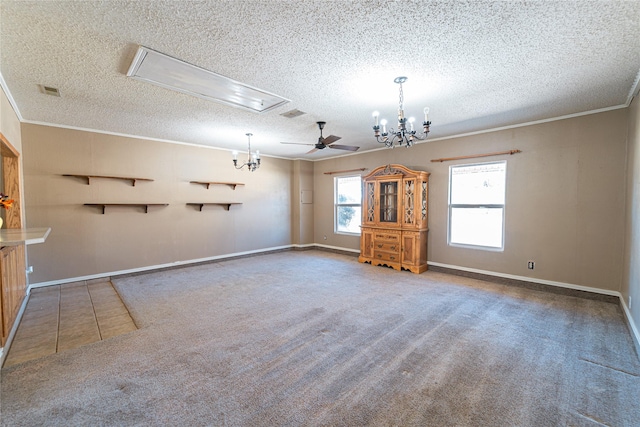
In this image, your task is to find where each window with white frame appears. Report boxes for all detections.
[334,175,362,234]
[448,161,506,250]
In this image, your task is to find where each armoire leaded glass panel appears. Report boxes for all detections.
[404,179,415,224]
[422,181,427,220]
[366,182,375,222]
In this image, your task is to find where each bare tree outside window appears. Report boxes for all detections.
[335,176,362,234]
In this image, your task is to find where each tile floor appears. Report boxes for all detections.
[2,280,137,368]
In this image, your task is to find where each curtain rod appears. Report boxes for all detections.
[431,149,521,163]
[323,168,367,175]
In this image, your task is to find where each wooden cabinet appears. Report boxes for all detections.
[359,164,430,274]
[1,133,30,347]
[1,244,26,345]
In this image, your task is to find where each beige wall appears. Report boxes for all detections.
[314,109,628,292]
[19,106,632,296]
[1,85,22,152]
[623,94,640,337]
[23,124,293,284]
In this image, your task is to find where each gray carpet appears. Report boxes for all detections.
[1,250,639,426]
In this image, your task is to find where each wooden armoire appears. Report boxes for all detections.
[358,164,430,274]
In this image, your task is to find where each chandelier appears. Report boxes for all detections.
[372,76,431,148]
[232,133,260,172]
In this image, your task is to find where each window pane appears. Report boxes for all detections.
[336,206,361,233]
[336,176,361,204]
[335,175,362,235]
[450,207,503,248]
[450,162,506,205]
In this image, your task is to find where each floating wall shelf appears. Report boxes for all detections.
[186,202,242,211]
[63,174,154,186]
[84,203,169,214]
[189,181,245,190]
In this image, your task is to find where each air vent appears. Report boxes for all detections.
[40,85,60,97]
[280,109,306,118]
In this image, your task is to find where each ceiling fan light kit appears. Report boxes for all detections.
[372,76,431,148]
[232,133,260,172]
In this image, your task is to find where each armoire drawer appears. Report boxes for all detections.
[373,232,400,242]
[373,241,399,252]
[374,251,399,262]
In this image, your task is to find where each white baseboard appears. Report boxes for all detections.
[29,244,296,289]
[17,246,640,361]
[427,260,639,358]
[311,243,360,254]
[427,261,620,296]
[28,244,357,290]
[619,296,640,358]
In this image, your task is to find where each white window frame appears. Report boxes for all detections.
[448,161,506,251]
[334,175,362,236]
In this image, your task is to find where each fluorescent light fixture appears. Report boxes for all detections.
[126,46,289,113]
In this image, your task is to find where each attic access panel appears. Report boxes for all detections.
[126,46,290,113]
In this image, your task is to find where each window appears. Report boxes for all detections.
[449,161,506,250]
[334,175,362,234]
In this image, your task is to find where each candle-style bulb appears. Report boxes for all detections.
[408,117,415,131]
[372,111,379,126]
[232,151,238,161]
[423,107,430,122]
[380,118,387,134]
[255,150,260,160]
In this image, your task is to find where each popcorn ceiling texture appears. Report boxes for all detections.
[1,0,639,159]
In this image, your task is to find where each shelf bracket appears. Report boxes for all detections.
[187,202,241,211]
[63,175,154,186]
[189,181,244,190]
[84,203,168,214]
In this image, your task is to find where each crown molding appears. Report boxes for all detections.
[2,70,636,163]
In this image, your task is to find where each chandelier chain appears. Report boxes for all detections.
[398,82,404,111]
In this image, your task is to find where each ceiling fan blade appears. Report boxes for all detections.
[280,142,314,146]
[322,135,342,145]
[306,147,319,154]
[328,144,360,152]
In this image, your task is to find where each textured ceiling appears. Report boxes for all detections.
[1,0,639,160]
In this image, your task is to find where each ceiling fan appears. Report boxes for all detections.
[281,121,360,154]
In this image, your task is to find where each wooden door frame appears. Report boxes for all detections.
[0,132,22,229]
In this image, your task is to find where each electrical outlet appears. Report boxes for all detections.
[527,261,535,270]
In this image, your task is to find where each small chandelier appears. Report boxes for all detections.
[232,133,260,172]
[372,76,431,148]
